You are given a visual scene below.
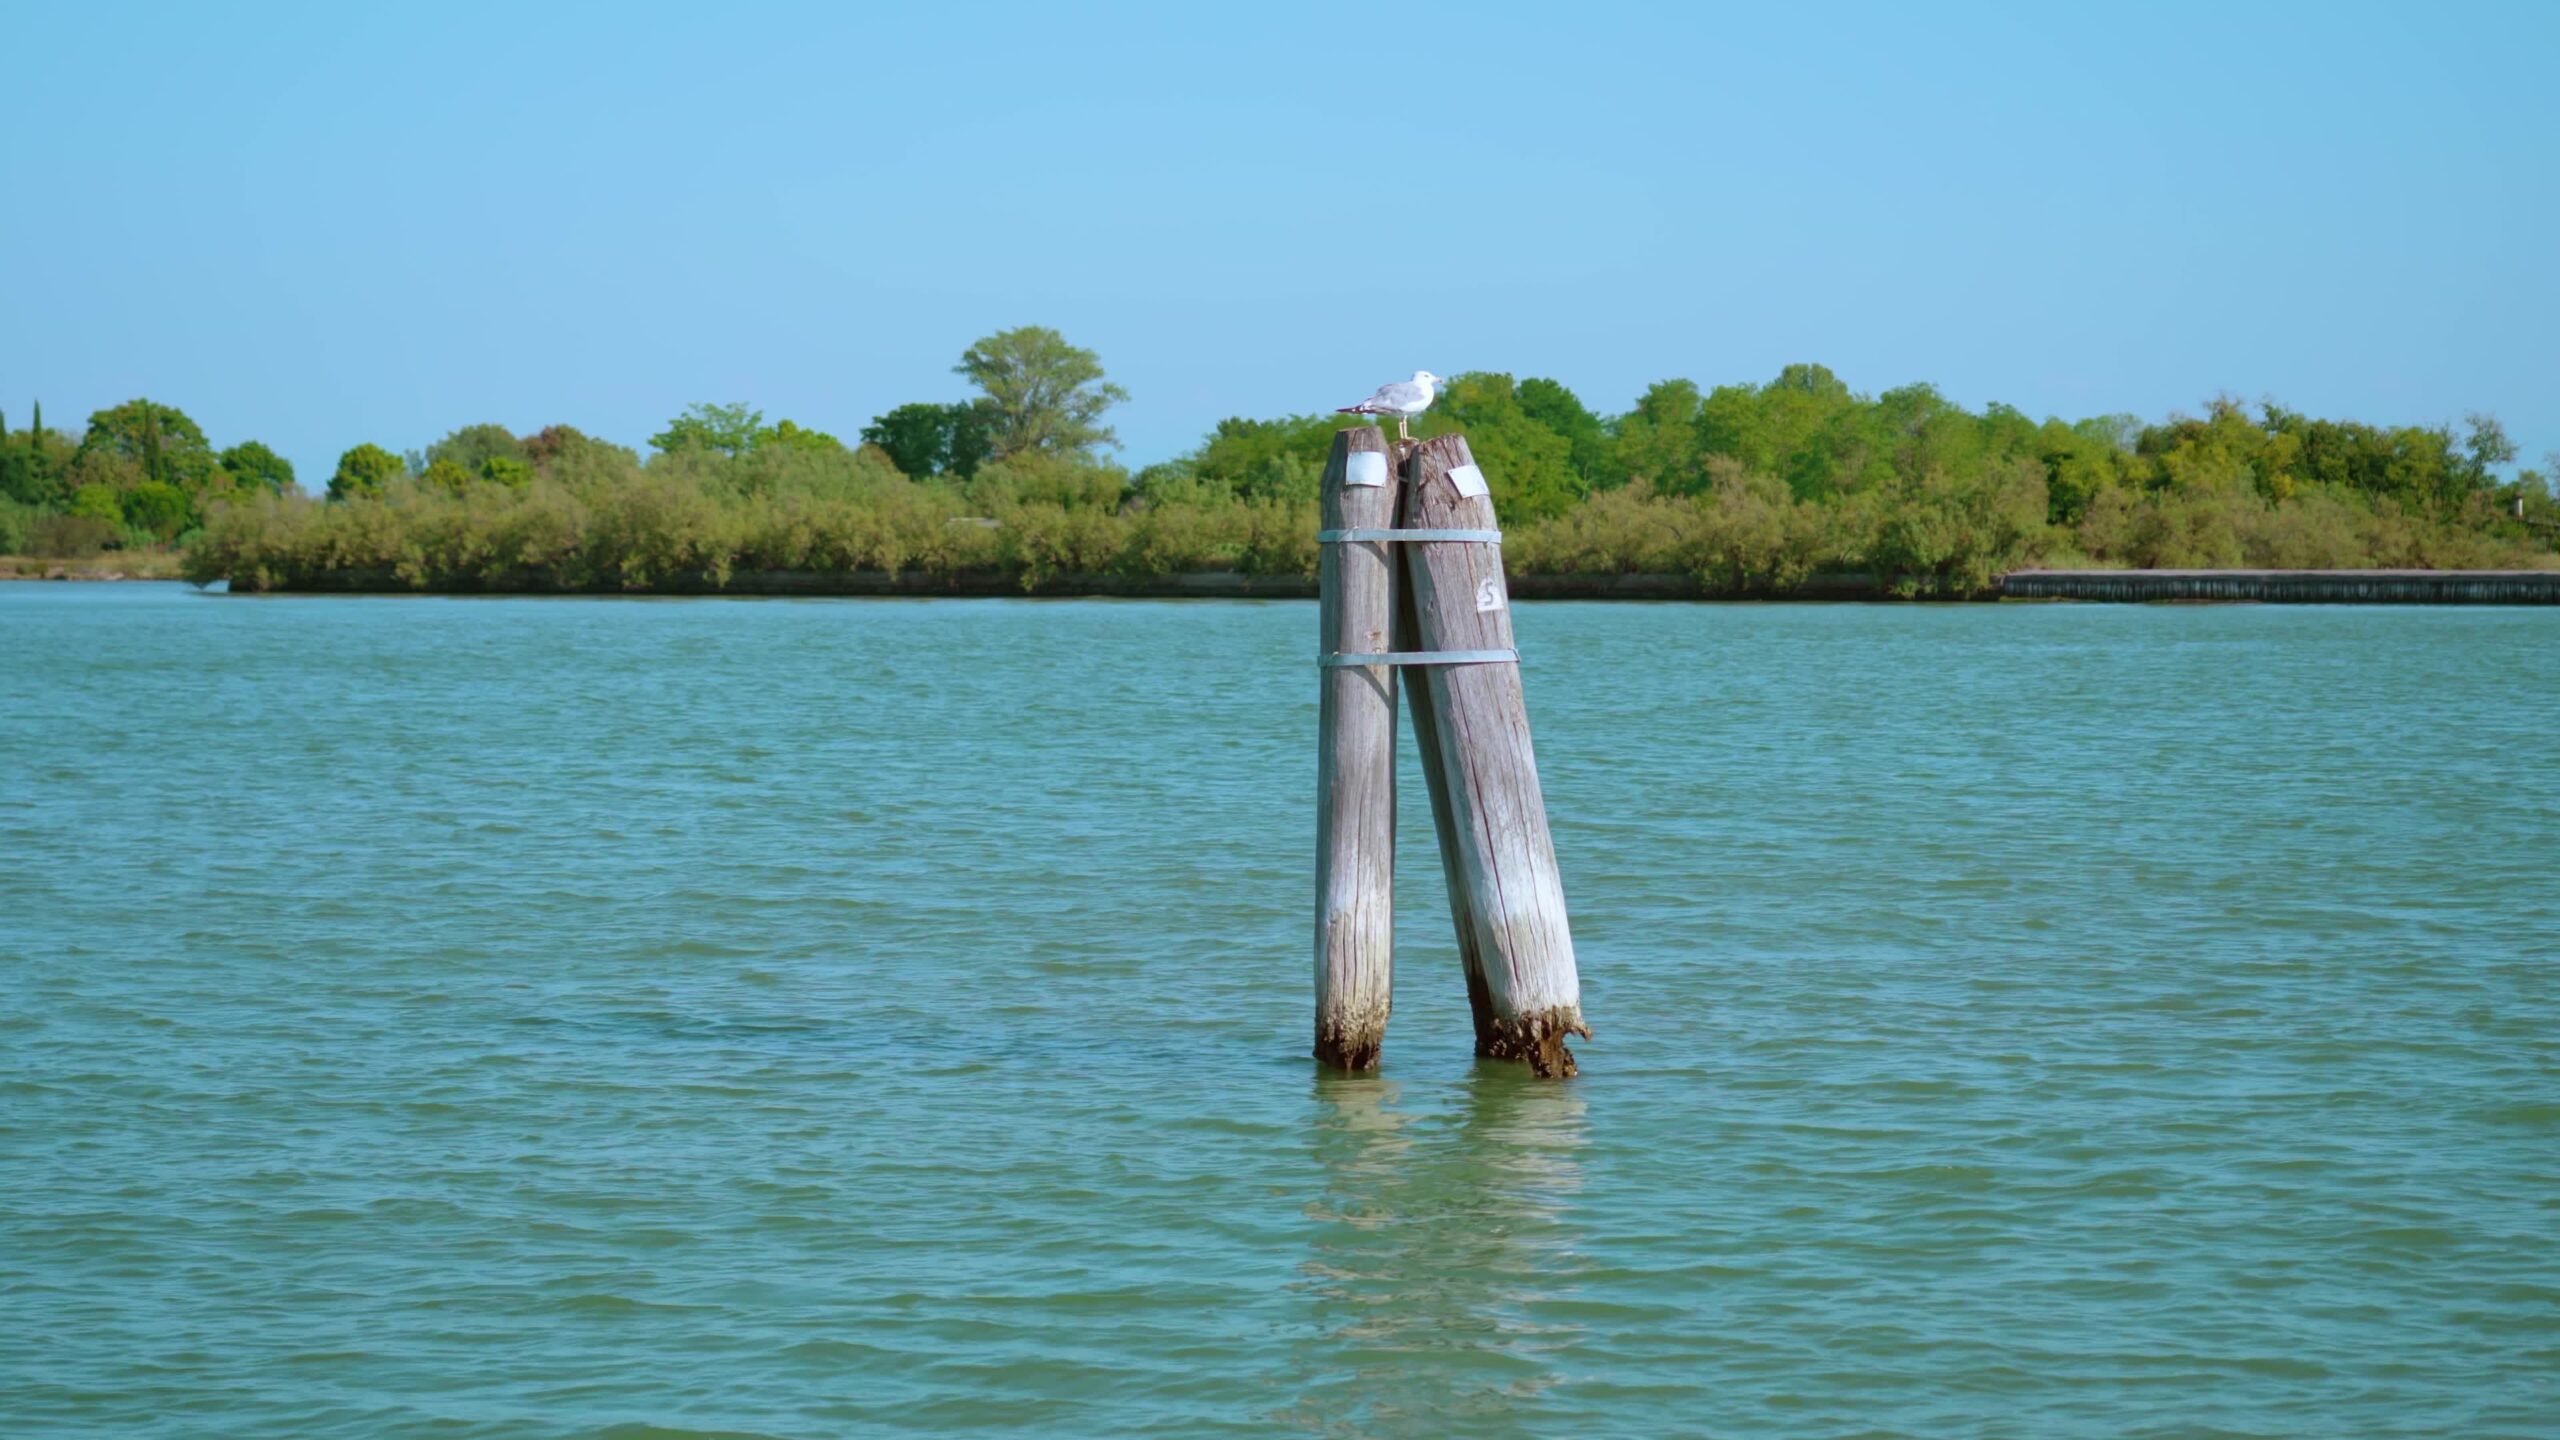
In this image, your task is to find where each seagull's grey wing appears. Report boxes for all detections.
[1371,380,1431,412]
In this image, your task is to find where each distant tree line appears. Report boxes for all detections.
[1,399,295,557]
[23,324,2558,591]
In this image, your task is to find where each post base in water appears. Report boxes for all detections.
[1314,1024,1385,1072]
[1474,1009,1590,1080]
[1462,965,1586,1078]
[1314,990,1389,1071]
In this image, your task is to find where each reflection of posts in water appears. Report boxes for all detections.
[1278,1068,1589,1438]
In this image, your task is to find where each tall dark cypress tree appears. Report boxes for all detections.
[27,399,43,499]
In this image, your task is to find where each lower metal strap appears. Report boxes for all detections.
[1316,528,1502,544]
[1320,649,1518,668]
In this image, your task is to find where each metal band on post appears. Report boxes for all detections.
[1321,527,1510,667]
[1317,528,1502,544]
[1320,649,1518,668]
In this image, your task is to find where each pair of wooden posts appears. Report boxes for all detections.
[1314,427,1588,1079]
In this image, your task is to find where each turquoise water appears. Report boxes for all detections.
[3,583,2553,1438]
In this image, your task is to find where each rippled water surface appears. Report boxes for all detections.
[4,584,2554,1437]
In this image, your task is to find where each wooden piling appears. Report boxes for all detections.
[1392,476,1496,1063]
[1314,426,1401,1070]
[1399,434,1589,1078]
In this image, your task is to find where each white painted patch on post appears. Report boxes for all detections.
[1345,451,1388,488]
[1448,464,1489,497]
[1475,576,1505,613]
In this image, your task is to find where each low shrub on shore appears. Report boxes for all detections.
[187,451,1324,593]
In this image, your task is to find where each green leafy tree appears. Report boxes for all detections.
[2463,413,2517,487]
[80,399,217,492]
[329,442,405,500]
[64,445,143,498]
[945,403,994,478]
[421,457,475,492]
[0,405,72,507]
[1428,372,1585,521]
[521,424,638,486]
[217,440,296,494]
[521,424,584,467]
[2036,417,2132,525]
[954,326,1127,460]
[764,419,845,454]
[1182,413,1341,502]
[648,406,850,467]
[122,480,192,539]
[1516,377,1614,485]
[1691,364,1863,498]
[861,400,994,478]
[651,402,764,457]
[426,423,527,475]
[69,483,124,523]
[2244,404,2479,513]
[11,400,63,506]
[1613,380,1704,491]
[480,455,533,487]
[862,402,954,477]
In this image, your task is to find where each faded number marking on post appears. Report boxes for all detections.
[1448,463,1489,498]
[1345,451,1388,488]
[1475,576,1505,613]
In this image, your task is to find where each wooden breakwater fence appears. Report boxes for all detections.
[2004,569,2560,604]
[1315,428,1588,1079]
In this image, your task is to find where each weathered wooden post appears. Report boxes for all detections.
[1399,434,1589,1077]
[1394,529,1494,1058]
[1314,427,1401,1069]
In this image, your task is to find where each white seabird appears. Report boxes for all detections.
[1337,370,1443,440]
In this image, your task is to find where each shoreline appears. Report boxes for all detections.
[188,566,2560,603]
[2004,568,2560,604]
[18,562,2558,604]
[217,567,1902,601]
[2,554,186,582]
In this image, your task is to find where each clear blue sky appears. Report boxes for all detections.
[5,0,2554,488]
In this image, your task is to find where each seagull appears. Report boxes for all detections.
[1337,370,1443,441]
